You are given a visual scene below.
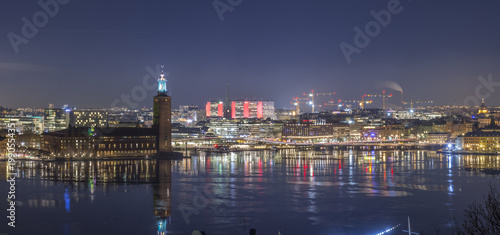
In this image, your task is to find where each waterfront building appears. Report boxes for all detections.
[426,132,451,144]
[456,131,500,151]
[16,132,42,150]
[455,118,500,151]
[70,109,108,128]
[361,124,405,140]
[348,123,364,141]
[41,127,157,157]
[39,66,173,158]
[400,117,472,140]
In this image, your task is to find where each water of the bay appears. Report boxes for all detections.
[1,150,499,235]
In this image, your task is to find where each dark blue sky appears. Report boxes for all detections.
[1,0,500,109]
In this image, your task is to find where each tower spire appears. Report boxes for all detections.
[225,80,229,103]
[157,65,167,95]
[153,64,172,154]
[224,79,231,119]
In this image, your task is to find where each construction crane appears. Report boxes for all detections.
[402,99,434,111]
[323,99,337,106]
[323,99,340,111]
[304,90,336,113]
[366,91,393,110]
[338,97,373,109]
[291,97,309,115]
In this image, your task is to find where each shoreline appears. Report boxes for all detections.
[0,152,187,162]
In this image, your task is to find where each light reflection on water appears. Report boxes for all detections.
[0,150,499,235]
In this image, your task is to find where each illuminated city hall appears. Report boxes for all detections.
[40,69,173,158]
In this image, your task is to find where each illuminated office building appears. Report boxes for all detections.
[205,100,276,120]
[206,101,224,118]
[0,116,44,134]
[70,109,108,128]
[174,105,204,125]
[43,108,70,132]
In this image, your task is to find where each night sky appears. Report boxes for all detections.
[1,0,500,109]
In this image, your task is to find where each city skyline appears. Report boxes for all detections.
[1,0,500,109]
[5,1,500,235]
[3,2,500,234]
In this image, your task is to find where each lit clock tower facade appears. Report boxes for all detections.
[153,67,172,153]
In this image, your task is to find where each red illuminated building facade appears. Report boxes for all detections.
[206,101,224,117]
[205,100,275,119]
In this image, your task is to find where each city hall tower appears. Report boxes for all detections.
[153,66,172,153]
